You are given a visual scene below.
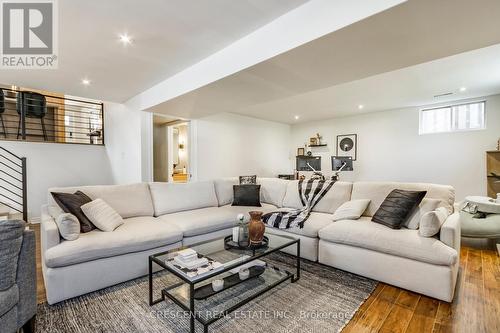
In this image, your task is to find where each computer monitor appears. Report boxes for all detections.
[296,156,321,171]
[332,156,353,171]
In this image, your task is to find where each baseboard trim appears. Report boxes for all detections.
[29,217,41,224]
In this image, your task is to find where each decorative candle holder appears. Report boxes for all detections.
[212,279,224,292]
[239,268,250,280]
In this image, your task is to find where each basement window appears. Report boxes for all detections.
[419,101,486,134]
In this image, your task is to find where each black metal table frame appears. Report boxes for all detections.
[149,237,300,333]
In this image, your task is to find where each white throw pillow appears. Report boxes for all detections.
[47,204,64,219]
[81,198,124,232]
[403,198,441,230]
[332,199,371,221]
[55,213,80,241]
[419,207,449,237]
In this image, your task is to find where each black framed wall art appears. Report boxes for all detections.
[336,134,357,160]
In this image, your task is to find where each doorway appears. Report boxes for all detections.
[152,115,191,183]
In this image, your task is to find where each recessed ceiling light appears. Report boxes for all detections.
[81,79,91,86]
[358,104,364,110]
[294,115,300,120]
[119,33,132,45]
[459,87,467,92]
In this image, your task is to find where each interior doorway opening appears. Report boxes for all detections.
[153,115,191,183]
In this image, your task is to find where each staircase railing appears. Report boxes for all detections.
[0,146,27,221]
[0,87,104,145]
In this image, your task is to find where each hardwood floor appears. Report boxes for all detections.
[31,224,499,332]
[343,243,499,333]
[31,223,46,303]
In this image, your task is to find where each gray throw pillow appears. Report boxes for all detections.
[55,213,80,241]
[419,207,449,237]
[239,175,257,185]
[403,198,441,230]
[0,220,25,290]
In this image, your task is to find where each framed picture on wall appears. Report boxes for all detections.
[297,147,305,156]
[336,134,357,160]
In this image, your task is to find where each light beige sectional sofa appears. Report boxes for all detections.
[41,178,460,304]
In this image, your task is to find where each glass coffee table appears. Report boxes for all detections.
[148,232,300,333]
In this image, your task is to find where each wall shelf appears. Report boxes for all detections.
[487,151,500,197]
[308,144,327,147]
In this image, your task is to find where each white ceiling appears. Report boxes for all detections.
[0,0,308,102]
[236,44,500,123]
[151,0,500,123]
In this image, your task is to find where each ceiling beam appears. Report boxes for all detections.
[125,0,406,112]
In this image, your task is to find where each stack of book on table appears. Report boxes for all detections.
[165,249,223,280]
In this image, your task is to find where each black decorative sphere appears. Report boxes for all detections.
[339,138,354,151]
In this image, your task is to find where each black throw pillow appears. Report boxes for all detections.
[232,185,261,207]
[51,191,95,233]
[239,175,257,185]
[372,189,427,229]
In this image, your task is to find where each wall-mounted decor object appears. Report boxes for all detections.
[296,155,321,171]
[309,137,318,146]
[336,134,357,160]
[486,150,500,197]
[308,133,327,147]
[316,133,323,145]
[297,147,305,156]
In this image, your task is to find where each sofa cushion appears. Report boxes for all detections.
[282,180,352,213]
[44,217,183,268]
[87,183,154,218]
[0,285,18,316]
[351,182,455,217]
[158,203,277,237]
[318,218,457,266]
[266,211,333,238]
[257,178,288,207]
[0,220,25,290]
[48,183,154,218]
[149,181,218,216]
[214,178,238,206]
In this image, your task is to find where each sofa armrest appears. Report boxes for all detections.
[440,212,461,252]
[40,204,60,253]
[16,229,37,327]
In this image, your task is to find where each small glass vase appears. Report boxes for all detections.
[238,222,249,248]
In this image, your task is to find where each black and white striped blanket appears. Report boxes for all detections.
[263,178,336,229]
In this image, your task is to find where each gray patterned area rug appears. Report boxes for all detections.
[36,253,377,333]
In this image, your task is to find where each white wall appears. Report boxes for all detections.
[104,102,143,184]
[195,113,292,180]
[0,141,113,219]
[291,95,500,200]
[140,112,153,182]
